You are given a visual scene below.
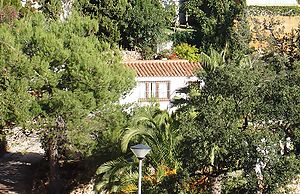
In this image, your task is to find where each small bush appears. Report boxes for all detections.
[173,43,200,62]
[171,30,196,46]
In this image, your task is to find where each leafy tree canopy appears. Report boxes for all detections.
[75,0,174,57]
[0,12,135,155]
[183,0,246,52]
[173,52,300,193]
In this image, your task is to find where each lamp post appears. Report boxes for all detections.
[130,144,151,194]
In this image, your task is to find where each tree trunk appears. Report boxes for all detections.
[48,116,65,194]
[48,135,61,194]
[211,176,222,194]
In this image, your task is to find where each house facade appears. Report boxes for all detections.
[121,60,201,110]
[246,0,299,6]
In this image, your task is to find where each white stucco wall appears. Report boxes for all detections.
[120,76,197,110]
[246,0,299,6]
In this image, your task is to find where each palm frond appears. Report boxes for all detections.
[200,49,226,73]
[95,157,136,193]
[121,127,155,152]
[95,181,109,193]
[96,157,128,175]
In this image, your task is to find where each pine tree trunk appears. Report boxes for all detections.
[211,176,222,194]
[49,135,61,194]
[48,116,65,194]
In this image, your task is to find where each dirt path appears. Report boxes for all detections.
[0,152,43,194]
[0,128,44,194]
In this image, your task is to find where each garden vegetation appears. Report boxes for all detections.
[0,0,300,193]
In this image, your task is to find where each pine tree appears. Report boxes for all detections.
[0,12,135,192]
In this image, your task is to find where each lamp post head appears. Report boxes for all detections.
[130,144,151,160]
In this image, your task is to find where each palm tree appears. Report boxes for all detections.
[95,108,182,193]
[199,48,226,73]
[95,157,138,194]
[121,109,182,170]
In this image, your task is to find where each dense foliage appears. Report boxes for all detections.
[182,0,246,51]
[0,11,135,192]
[0,0,21,9]
[173,43,200,62]
[173,55,300,192]
[0,11,135,151]
[75,0,174,57]
[0,0,300,193]
[95,106,182,193]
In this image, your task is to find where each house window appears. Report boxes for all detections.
[138,81,170,101]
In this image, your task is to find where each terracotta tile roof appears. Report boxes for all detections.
[125,60,201,77]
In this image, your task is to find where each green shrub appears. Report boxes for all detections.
[171,30,196,46]
[173,43,200,62]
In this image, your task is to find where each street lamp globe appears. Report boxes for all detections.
[130,144,151,159]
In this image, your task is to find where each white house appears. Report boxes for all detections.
[121,60,201,110]
[246,0,299,6]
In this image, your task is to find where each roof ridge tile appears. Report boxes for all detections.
[124,60,201,77]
